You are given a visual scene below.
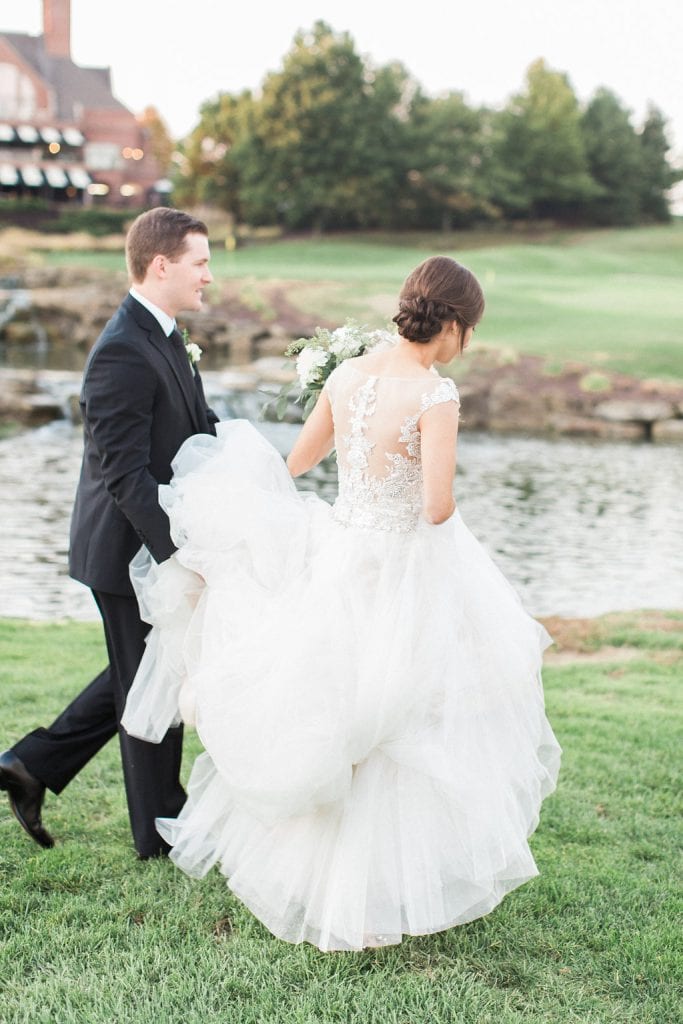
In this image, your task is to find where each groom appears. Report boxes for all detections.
[0,207,218,858]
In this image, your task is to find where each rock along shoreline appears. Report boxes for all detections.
[1,268,682,440]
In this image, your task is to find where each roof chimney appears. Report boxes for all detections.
[43,0,71,59]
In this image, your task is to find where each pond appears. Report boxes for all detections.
[1,374,681,622]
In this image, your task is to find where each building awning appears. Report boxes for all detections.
[19,165,44,187]
[0,163,19,186]
[67,167,91,189]
[0,125,86,148]
[0,163,90,190]
[44,165,70,188]
[40,127,62,145]
[62,127,85,147]
[16,125,40,144]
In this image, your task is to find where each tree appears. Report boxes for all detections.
[496,59,596,220]
[233,22,412,230]
[405,93,497,229]
[638,105,678,222]
[138,106,174,172]
[581,88,643,224]
[171,91,253,218]
[173,31,681,231]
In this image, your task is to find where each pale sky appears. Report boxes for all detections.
[3,0,683,155]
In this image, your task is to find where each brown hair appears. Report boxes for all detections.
[392,256,485,346]
[125,207,208,282]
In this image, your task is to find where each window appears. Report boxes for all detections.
[84,141,122,170]
[0,63,36,119]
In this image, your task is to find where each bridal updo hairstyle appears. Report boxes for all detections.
[393,256,485,348]
[126,207,208,283]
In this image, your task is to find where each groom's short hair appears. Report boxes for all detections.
[126,207,208,283]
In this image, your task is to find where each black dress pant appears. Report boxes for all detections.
[13,589,185,857]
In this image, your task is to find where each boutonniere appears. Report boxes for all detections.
[181,328,203,368]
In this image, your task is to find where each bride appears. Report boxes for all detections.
[122,255,561,952]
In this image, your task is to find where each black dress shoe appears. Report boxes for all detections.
[0,750,55,849]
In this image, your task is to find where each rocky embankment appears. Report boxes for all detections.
[1,266,682,440]
[451,348,683,442]
[0,265,300,362]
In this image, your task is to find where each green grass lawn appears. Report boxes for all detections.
[41,224,683,380]
[0,615,681,1024]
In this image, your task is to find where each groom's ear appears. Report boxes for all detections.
[149,254,168,280]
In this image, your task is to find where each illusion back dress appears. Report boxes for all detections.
[122,359,561,951]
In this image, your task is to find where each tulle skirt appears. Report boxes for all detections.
[122,420,561,951]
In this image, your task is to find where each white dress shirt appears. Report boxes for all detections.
[129,288,176,337]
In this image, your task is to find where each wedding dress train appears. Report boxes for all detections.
[122,361,561,951]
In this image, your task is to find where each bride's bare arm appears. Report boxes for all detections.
[419,402,459,524]
[286,390,335,477]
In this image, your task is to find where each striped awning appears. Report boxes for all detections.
[0,162,90,189]
[16,125,40,144]
[40,126,62,145]
[67,167,91,189]
[19,165,44,187]
[0,125,86,148]
[0,163,19,186]
[44,165,70,188]
[62,127,85,147]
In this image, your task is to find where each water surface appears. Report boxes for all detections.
[1,379,680,621]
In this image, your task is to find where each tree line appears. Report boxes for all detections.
[172,22,679,231]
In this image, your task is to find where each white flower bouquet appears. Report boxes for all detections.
[272,320,396,420]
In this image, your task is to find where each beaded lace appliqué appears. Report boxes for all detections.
[343,376,377,487]
[333,376,459,533]
[399,378,459,459]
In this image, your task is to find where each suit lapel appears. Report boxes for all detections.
[152,330,201,433]
[125,295,200,432]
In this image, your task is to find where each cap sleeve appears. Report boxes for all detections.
[419,377,460,416]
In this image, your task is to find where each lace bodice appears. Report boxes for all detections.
[325,360,460,533]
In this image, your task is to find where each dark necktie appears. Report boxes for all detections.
[168,328,198,386]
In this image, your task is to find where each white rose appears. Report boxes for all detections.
[185,342,202,364]
[296,346,329,387]
[329,326,363,358]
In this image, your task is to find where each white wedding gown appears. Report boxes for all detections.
[122,360,561,951]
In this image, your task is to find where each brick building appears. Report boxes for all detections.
[0,0,169,206]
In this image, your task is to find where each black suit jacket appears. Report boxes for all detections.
[69,294,218,597]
